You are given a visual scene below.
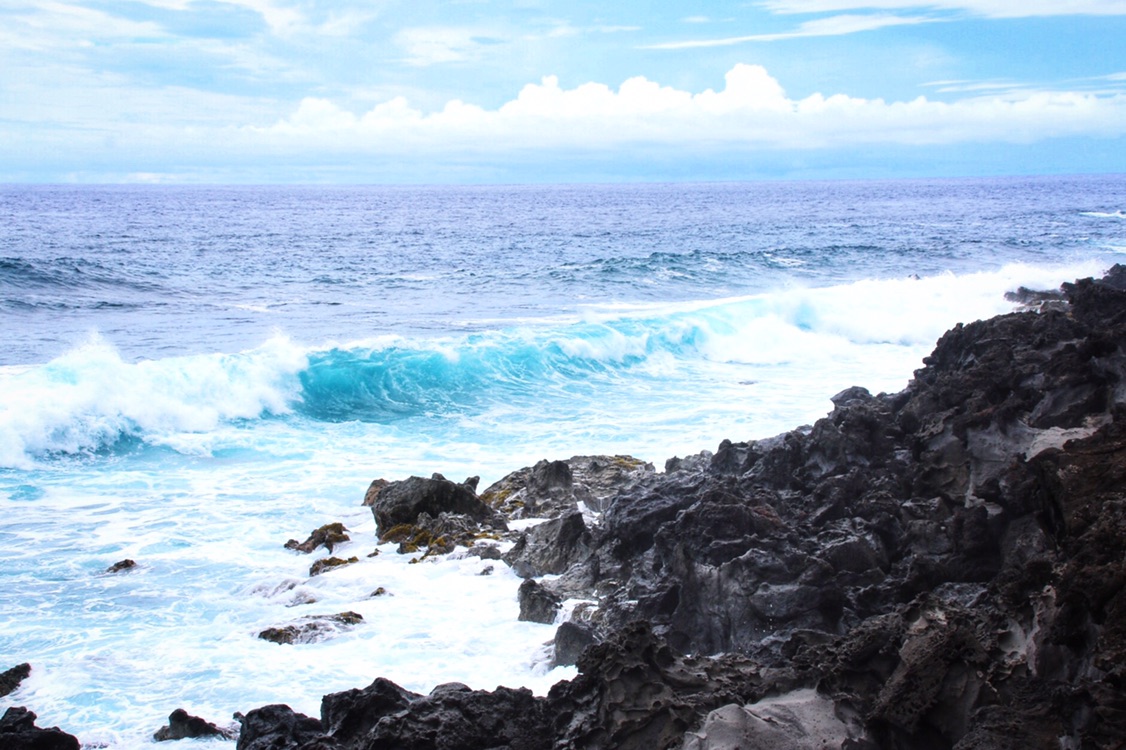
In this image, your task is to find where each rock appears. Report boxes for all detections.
[683,689,868,750]
[370,474,499,536]
[106,559,136,573]
[0,707,80,750]
[153,708,235,741]
[231,268,1126,750]
[337,681,550,750]
[235,704,324,750]
[0,663,30,698]
[361,478,389,507]
[285,523,350,554]
[258,612,364,645]
[480,455,656,518]
[309,556,358,576]
[504,510,592,578]
[517,579,561,624]
[552,621,596,667]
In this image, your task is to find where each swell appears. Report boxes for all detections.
[0,262,1108,468]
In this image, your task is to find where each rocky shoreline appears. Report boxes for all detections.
[6,268,1126,749]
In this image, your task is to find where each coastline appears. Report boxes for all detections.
[7,269,1126,748]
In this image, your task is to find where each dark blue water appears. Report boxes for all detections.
[3,177,1121,365]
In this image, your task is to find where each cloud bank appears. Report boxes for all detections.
[255,64,1126,154]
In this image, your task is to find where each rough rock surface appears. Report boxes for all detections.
[369,474,501,536]
[0,663,31,698]
[258,612,364,645]
[286,523,351,554]
[0,707,80,750]
[480,456,655,518]
[153,708,235,741]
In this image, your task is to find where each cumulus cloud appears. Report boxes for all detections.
[254,63,1126,153]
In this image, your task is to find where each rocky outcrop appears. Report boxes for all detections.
[36,269,1126,749]
[481,456,655,518]
[258,612,364,645]
[0,707,79,750]
[286,523,350,554]
[153,708,235,741]
[369,474,500,536]
[0,663,30,698]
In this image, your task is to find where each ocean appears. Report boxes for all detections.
[1,176,1123,747]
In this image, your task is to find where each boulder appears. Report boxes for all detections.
[0,663,30,698]
[258,612,364,645]
[235,704,324,750]
[285,523,350,554]
[517,579,561,624]
[370,474,500,537]
[0,707,80,750]
[153,708,235,741]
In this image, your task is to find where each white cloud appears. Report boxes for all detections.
[645,13,937,48]
[756,0,1126,18]
[394,26,505,66]
[253,63,1126,152]
[0,2,168,52]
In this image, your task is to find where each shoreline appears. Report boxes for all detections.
[7,267,1126,749]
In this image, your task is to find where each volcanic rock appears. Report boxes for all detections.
[236,704,325,750]
[230,267,1126,749]
[0,663,30,698]
[309,556,359,576]
[106,558,137,573]
[504,510,593,578]
[480,455,655,518]
[153,708,235,741]
[369,474,503,537]
[258,612,364,645]
[517,579,562,624]
[286,523,350,554]
[0,707,80,750]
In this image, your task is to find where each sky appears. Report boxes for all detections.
[2,0,1126,183]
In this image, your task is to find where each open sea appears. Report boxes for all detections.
[1,176,1124,747]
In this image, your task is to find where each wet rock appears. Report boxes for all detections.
[0,663,30,698]
[309,556,359,576]
[258,612,364,645]
[683,689,868,750]
[552,621,596,667]
[518,579,562,624]
[480,455,655,518]
[106,558,137,573]
[370,474,499,536]
[235,704,324,750]
[0,707,80,750]
[285,523,350,554]
[361,478,389,507]
[233,268,1126,750]
[504,510,592,578]
[153,708,235,741]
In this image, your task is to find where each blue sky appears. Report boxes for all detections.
[2,0,1126,182]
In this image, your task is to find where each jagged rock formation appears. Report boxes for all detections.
[286,523,351,554]
[23,269,1126,749]
[0,707,79,750]
[153,708,236,741]
[0,663,30,699]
